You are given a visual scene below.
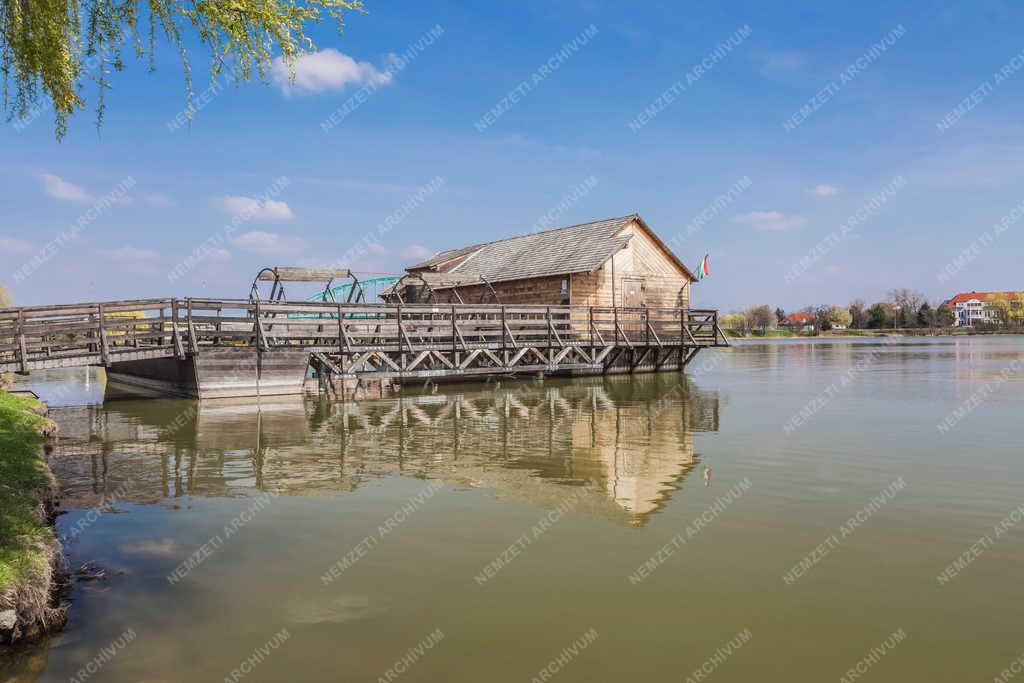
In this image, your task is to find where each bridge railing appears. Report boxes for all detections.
[0,299,177,371]
[0,298,724,371]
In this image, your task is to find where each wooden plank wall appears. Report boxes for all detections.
[441,275,569,305]
[570,225,691,309]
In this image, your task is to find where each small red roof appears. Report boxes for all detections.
[787,312,814,324]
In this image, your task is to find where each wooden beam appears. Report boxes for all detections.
[630,347,652,371]
[646,318,662,347]
[172,324,185,359]
[405,349,432,371]
[459,349,483,369]
[614,321,633,349]
[509,347,531,367]
[257,267,352,281]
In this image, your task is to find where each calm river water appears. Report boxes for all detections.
[2,336,1023,682]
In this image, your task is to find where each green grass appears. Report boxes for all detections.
[0,391,55,597]
[722,328,796,338]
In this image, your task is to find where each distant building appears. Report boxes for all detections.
[943,291,1021,327]
[784,311,815,331]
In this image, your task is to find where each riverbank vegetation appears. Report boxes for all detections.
[0,387,63,642]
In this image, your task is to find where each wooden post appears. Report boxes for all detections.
[613,306,619,345]
[342,305,350,356]
[16,308,27,374]
[451,305,457,354]
[588,306,593,349]
[546,306,554,365]
[186,298,198,354]
[397,305,403,355]
[171,298,179,352]
[254,299,262,350]
[501,305,507,353]
[680,307,685,346]
[97,303,110,366]
[336,302,345,376]
[644,308,650,347]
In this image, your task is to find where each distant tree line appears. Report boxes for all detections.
[720,288,973,335]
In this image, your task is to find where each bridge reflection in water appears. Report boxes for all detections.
[50,373,720,526]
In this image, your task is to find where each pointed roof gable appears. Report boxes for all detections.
[408,214,695,283]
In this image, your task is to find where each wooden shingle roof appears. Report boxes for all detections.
[409,214,693,284]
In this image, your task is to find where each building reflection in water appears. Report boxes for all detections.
[50,373,720,526]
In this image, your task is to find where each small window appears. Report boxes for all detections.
[560,278,569,296]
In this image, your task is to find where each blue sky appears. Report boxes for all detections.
[2,0,1024,311]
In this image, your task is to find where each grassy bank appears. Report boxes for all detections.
[0,390,63,642]
[722,329,797,338]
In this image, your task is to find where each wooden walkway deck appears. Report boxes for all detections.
[0,299,727,396]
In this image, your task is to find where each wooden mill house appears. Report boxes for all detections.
[385,214,698,310]
[1,215,724,400]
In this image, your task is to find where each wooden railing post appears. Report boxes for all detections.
[186,298,198,354]
[613,306,619,345]
[342,305,350,358]
[171,298,178,350]
[501,305,507,353]
[588,306,593,348]
[644,308,650,347]
[451,305,457,354]
[254,299,262,350]
[97,302,110,366]
[546,306,551,350]
[397,305,403,356]
[16,308,27,373]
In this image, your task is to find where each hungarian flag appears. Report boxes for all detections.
[695,254,710,281]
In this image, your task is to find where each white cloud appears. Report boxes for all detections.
[95,246,160,260]
[734,211,807,231]
[217,195,296,221]
[807,184,841,197]
[271,48,392,95]
[823,263,852,274]
[208,247,231,262]
[115,193,174,208]
[0,236,35,254]
[41,173,93,202]
[401,244,434,260]
[759,50,807,75]
[232,231,305,254]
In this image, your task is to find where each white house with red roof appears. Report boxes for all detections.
[943,291,1008,327]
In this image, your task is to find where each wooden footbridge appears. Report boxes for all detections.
[0,297,727,399]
